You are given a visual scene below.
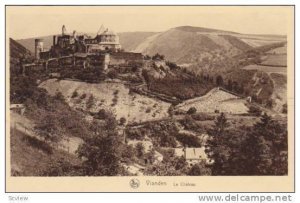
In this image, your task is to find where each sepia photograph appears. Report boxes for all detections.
[5,5,294,192]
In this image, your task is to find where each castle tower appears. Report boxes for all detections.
[35,39,44,60]
[62,25,67,35]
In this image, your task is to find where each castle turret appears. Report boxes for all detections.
[62,25,67,35]
[53,35,56,46]
[35,39,44,60]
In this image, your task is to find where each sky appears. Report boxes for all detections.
[7,6,293,40]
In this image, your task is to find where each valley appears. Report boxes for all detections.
[10,24,288,176]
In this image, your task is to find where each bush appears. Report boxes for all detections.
[120,117,127,126]
[166,61,180,70]
[126,128,145,140]
[107,69,118,79]
[145,107,152,113]
[282,104,287,114]
[54,91,65,102]
[248,105,262,116]
[113,90,119,95]
[191,113,215,121]
[95,109,109,120]
[187,107,197,115]
[71,90,79,98]
[135,143,145,158]
[80,93,87,99]
[188,161,211,176]
[86,94,95,109]
[175,133,201,147]
[152,53,165,60]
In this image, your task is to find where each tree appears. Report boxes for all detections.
[152,53,165,60]
[142,69,150,86]
[135,143,145,158]
[160,133,177,148]
[34,113,63,143]
[248,105,262,116]
[216,75,224,87]
[168,105,175,117]
[107,69,118,79]
[144,55,151,60]
[227,113,287,175]
[266,99,273,109]
[205,113,230,175]
[187,107,197,115]
[77,134,124,176]
[234,113,287,175]
[54,91,65,103]
[119,117,127,126]
[227,79,233,91]
[188,161,211,176]
[214,113,229,136]
[71,90,79,98]
[143,150,185,176]
[282,103,287,114]
[86,94,95,109]
[232,81,239,93]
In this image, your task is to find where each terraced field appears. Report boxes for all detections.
[242,64,286,75]
[260,54,287,67]
[176,88,248,114]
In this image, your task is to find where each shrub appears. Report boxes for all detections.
[95,109,109,120]
[120,117,127,126]
[135,143,145,158]
[113,90,119,95]
[145,107,152,113]
[86,94,95,109]
[80,93,86,99]
[187,107,197,115]
[248,105,262,116]
[191,113,215,121]
[71,90,79,98]
[282,104,287,114]
[126,128,145,140]
[54,91,65,102]
[188,161,211,176]
[175,133,201,147]
[107,69,118,79]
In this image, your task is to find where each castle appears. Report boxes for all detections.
[23,25,143,75]
[36,25,122,60]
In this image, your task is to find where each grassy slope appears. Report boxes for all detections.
[118,32,158,51]
[10,38,33,74]
[39,79,171,123]
[11,128,81,176]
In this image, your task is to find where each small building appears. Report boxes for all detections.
[174,147,213,166]
[10,104,25,115]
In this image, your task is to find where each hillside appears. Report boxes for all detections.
[127,26,286,69]
[10,38,33,76]
[118,32,158,51]
[17,35,53,54]
[39,79,171,123]
[17,25,286,62]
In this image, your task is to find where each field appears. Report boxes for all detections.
[242,64,287,75]
[176,88,249,114]
[39,79,171,123]
[260,54,287,67]
[266,45,287,54]
[236,34,286,47]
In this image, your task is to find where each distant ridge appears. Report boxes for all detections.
[16,25,286,68]
[174,26,239,34]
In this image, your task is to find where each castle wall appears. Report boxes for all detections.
[109,52,143,67]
